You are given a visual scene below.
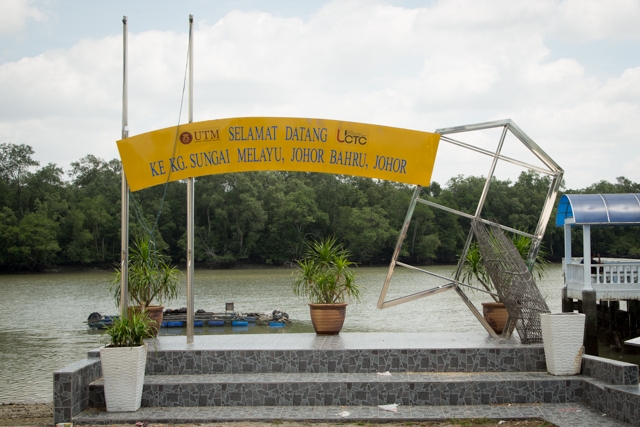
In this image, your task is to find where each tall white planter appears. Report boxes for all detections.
[540,313,585,375]
[100,344,147,412]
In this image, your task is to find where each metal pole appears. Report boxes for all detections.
[452,126,508,337]
[453,125,507,282]
[378,186,421,309]
[527,172,563,266]
[189,15,194,118]
[186,14,195,344]
[120,15,130,319]
[475,126,508,217]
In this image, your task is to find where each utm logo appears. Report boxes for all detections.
[180,132,193,145]
[337,129,367,145]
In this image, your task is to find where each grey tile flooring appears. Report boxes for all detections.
[143,332,529,351]
[74,403,632,426]
[89,371,586,408]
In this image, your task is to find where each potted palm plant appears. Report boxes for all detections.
[461,236,548,334]
[292,236,360,335]
[113,237,180,334]
[100,310,154,412]
[461,241,508,334]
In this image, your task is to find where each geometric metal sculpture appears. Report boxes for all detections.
[472,219,550,343]
[378,119,563,340]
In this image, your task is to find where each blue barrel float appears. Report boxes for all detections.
[232,320,248,327]
[163,321,184,328]
[209,320,225,327]
[269,321,285,327]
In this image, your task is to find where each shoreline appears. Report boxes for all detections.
[2,261,457,275]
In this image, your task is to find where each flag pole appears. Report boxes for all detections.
[186,14,195,344]
[120,15,130,319]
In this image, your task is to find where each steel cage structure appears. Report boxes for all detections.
[376,119,564,339]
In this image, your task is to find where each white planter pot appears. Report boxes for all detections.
[100,343,147,412]
[540,313,585,375]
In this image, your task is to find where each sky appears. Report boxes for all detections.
[1,0,639,190]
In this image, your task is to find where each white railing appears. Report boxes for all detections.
[564,258,640,300]
[563,258,640,300]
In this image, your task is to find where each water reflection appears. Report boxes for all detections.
[0,264,567,404]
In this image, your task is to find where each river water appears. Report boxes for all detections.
[0,264,568,404]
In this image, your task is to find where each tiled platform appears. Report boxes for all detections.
[89,332,548,375]
[54,333,640,426]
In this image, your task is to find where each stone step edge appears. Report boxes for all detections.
[88,347,544,357]
[87,372,584,409]
[90,371,580,386]
[88,347,547,374]
[72,403,610,426]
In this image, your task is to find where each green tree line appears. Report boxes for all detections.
[2,142,640,271]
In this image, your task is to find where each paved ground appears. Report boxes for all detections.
[0,403,555,426]
[73,402,630,427]
[6,399,632,426]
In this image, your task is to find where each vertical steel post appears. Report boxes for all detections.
[120,16,130,319]
[186,14,195,344]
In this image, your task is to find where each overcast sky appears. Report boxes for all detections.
[1,0,639,190]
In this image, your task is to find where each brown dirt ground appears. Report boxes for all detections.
[0,403,556,427]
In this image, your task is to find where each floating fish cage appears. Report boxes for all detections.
[86,309,290,330]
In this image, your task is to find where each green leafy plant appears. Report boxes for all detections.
[460,234,549,301]
[112,237,180,310]
[461,241,494,296]
[292,236,360,304]
[512,234,550,281]
[102,310,154,348]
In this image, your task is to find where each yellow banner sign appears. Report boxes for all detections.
[117,117,440,192]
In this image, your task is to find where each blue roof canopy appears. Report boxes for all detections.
[555,194,640,226]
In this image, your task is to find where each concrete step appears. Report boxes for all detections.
[88,347,547,375]
[89,371,582,408]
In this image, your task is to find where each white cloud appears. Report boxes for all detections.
[551,0,640,41]
[0,0,638,188]
[0,38,121,119]
[599,66,640,102]
[0,0,47,36]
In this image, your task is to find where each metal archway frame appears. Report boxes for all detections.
[376,119,564,339]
